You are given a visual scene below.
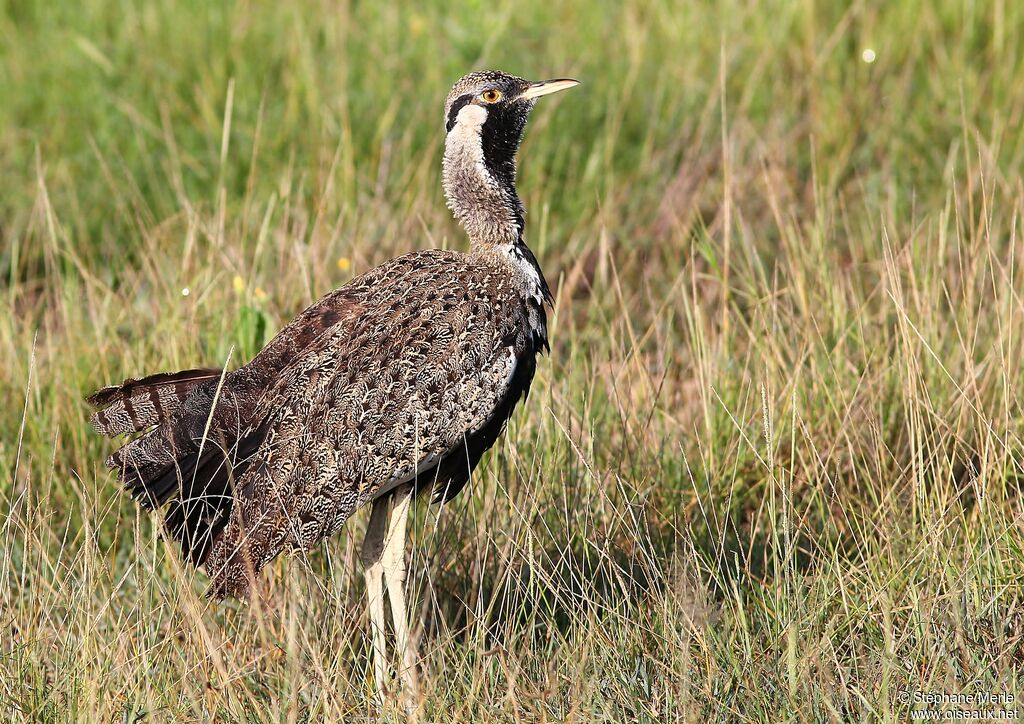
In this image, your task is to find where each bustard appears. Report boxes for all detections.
[87,70,578,702]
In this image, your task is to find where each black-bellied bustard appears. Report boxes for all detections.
[87,70,578,703]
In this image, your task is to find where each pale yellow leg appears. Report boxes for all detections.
[360,482,419,708]
[360,496,391,702]
[380,483,419,705]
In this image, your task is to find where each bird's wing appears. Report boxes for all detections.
[203,251,533,597]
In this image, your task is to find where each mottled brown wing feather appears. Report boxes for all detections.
[203,249,534,598]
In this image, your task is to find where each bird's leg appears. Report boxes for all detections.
[360,494,392,701]
[380,482,419,705]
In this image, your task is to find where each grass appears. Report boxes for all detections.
[3,0,1024,720]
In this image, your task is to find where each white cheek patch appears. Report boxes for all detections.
[456,103,487,129]
[446,103,490,177]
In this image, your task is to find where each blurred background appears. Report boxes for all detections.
[3,0,1024,720]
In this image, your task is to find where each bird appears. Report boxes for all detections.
[86,70,579,703]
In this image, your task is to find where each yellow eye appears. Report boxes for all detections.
[481,89,502,103]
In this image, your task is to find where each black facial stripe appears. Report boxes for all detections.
[446,94,475,132]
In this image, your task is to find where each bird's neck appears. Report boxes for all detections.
[443,118,525,249]
[443,112,552,310]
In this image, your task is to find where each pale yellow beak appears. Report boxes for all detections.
[517,78,581,101]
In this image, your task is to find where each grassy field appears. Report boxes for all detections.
[3,0,1024,720]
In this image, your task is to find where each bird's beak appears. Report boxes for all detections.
[517,78,581,101]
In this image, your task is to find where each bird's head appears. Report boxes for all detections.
[444,70,580,129]
[442,70,578,245]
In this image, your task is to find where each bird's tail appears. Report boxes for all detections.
[87,368,223,436]
[87,367,265,570]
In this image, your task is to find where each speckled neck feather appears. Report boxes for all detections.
[442,102,528,249]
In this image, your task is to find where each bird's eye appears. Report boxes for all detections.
[481,89,502,103]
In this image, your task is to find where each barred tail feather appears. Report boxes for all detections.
[108,430,179,509]
[105,421,269,568]
[90,366,268,573]
[87,368,222,436]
